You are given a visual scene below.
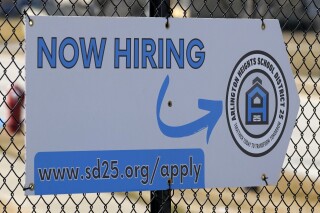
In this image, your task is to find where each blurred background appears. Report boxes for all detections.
[0,0,319,212]
[1,0,320,30]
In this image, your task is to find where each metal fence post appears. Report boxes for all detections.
[150,0,170,17]
[150,0,171,212]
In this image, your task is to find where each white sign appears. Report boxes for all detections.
[25,16,299,195]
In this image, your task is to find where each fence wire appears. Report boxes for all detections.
[0,0,319,212]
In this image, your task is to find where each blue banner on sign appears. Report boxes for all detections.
[34,149,204,195]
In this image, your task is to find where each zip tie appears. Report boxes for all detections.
[261,18,265,30]
[168,178,172,190]
[261,173,268,185]
[24,10,33,26]
[165,15,170,29]
[167,178,172,201]
[23,183,34,191]
[165,8,172,29]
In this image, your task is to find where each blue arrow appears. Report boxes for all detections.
[156,75,223,143]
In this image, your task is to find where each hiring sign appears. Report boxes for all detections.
[25,16,299,195]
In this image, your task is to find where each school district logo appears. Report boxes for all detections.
[226,51,289,157]
[246,77,269,125]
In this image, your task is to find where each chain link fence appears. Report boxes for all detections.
[0,0,319,212]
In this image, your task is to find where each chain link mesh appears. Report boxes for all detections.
[0,0,319,212]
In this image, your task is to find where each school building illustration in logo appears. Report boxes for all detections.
[246,77,269,125]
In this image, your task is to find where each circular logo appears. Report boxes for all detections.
[226,51,289,157]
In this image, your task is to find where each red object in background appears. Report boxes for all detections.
[7,85,25,133]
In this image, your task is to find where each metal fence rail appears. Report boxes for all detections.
[0,0,319,212]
